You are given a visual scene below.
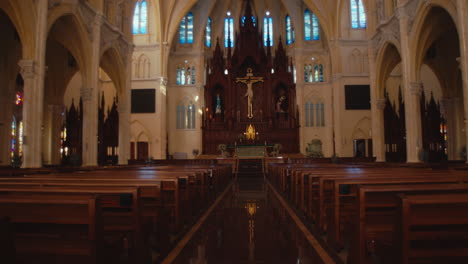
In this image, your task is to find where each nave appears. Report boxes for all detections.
[167,178,330,264]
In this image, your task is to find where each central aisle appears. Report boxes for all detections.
[167,178,329,264]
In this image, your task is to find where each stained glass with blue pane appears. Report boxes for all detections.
[133,2,140,34]
[140,1,147,34]
[187,12,194,44]
[180,17,187,43]
[312,14,320,40]
[304,10,311,41]
[314,65,319,82]
[351,0,358,28]
[358,0,366,28]
[319,64,324,82]
[225,17,234,47]
[269,17,273,46]
[286,15,292,45]
[263,17,273,46]
[205,17,212,47]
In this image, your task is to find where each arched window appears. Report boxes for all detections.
[191,67,196,85]
[225,14,234,48]
[205,17,212,47]
[180,12,194,44]
[314,65,319,82]
[319,64,324,82]
[176,65,196,86]
[263,15,273,47]
[132,0,148,34]
[285,15,295,45]
[304,10,320,41]
[351,0,367,29]
[176,67,181,85]
[305,100,314,127]
[312,13,320,40]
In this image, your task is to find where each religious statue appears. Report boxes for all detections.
[276,95,286,112]
[215,94,222,114]
[236,68,264,119]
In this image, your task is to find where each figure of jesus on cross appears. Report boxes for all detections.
[236,68,264,119]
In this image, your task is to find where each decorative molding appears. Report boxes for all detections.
[158,77,168,86]
[410,82,424,96]
[18,60,36,79]
[375,98,387,110]
[372,15,401,59]
[78,1,97,41]
[80,87,93,102]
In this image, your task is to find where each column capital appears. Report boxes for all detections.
[80,87,94,102]
[375,98,387,110]
[439,98,451,116]
[18,60,37,80]
[158,77,168,86]
[410,82,424,96]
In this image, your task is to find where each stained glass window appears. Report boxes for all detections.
[314,64,319,82]
[312,14,320,40]
[140,1,148,34]
[179,12,194,44]
[286,15,295,45]
[205,17,212,47]
[351,0,366,29]
[187,12,194,44]
[224,16,234,48]
[305,10,320,41]
[15,91,23,106]
[191,67,196,84]
[133,1,148,35]
[11,118,16,158]
[263,16,273,47]
[133,2,140,34]
[180,16,187,43]
[304,10,312,41]
[319,64,324,82]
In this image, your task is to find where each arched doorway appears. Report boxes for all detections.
[0,9,23,166]
[413,7,464,162]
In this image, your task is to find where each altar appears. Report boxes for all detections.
[227,144,274,157]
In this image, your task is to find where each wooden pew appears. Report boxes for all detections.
[0,192,99,264]
[0,186,147,264]
[347,184,468,264]
[398,193,468,264]
[0,216,15,263]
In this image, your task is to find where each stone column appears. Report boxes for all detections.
[118,46,133,165]
[369,42,386,162]
[373,99,387,162]
[19,0,48,168]
[42,104,63,165]
[457,0,468,162]
[405,82,424,163]
[81,15,102,167]
[399,11,422,163]
[157,77,168,159]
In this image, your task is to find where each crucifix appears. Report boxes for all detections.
[236,68,264,119]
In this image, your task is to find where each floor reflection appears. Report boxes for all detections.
[171,178,323,264]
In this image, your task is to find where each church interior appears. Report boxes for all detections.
[1,0,468,263]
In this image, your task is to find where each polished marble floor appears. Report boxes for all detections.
[170,178,325,264]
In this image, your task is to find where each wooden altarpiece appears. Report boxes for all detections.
[202,1,299,155]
